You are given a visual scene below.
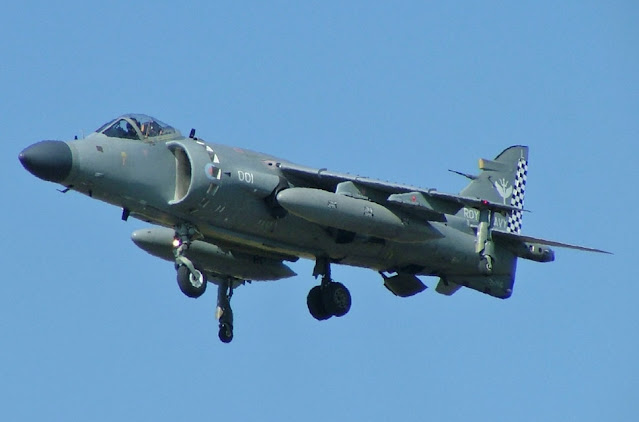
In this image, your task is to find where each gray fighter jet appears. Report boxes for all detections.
[19,114,609,343]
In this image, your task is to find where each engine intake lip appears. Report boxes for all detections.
[167,142,193,205]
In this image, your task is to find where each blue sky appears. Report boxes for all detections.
[1,1,637,420]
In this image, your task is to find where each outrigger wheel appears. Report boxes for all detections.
[479,255,494,276]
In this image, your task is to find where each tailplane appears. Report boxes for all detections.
[441,145,609,300]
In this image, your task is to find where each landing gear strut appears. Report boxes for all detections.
[216,278,235,343]
[173,224,207,298]
[476,209,495,276]
[307,257,352,321]
[171,224,242,344]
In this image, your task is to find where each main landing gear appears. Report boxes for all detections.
[307,257,352,321]
[216,278,237,343]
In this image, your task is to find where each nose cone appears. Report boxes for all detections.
[19,140,72,183]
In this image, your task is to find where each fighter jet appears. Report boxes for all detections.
[19,114,609,343]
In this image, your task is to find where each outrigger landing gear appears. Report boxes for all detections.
[307,257,352,321]
[216,278,235,343]
[173,224,207,298]
[479,255,494,275]
[476,209,495,276]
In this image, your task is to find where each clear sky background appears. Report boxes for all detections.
[1,1,637,421]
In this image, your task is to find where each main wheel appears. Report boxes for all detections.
[307,286,331,320]
[322,282,351,317]
[219,322,233,343]
[176,265,207,298]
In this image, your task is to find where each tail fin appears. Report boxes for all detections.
[460,145,528,233]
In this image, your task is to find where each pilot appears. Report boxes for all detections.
[129,116,140,131]
[109,119,137,139]
[143,120,162,137]
[123,121,138,139]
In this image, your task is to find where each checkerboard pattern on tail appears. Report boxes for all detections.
[506,157,528,234]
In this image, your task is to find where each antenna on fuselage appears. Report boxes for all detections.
[189,128,196,139]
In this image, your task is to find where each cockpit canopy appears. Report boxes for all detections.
[96,114,180,140]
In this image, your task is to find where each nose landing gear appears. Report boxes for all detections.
[173,224,207,298]
[171,223,240,344]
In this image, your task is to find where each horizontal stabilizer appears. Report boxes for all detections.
[493,230,611,254]
[443,275,515,299]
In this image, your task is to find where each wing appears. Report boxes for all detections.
[278,162,523,221]
[279,162,611,256]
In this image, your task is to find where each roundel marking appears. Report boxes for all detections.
[204,163,219,181]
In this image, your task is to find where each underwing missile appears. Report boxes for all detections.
[276,187,441,243]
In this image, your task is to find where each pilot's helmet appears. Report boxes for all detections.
[147,121,161,137]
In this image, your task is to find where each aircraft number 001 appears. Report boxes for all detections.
[237,170,254,184]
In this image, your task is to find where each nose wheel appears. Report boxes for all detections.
[176,265,207,298]
[173,223,208,298]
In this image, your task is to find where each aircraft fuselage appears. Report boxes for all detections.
[52,132,509,281]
